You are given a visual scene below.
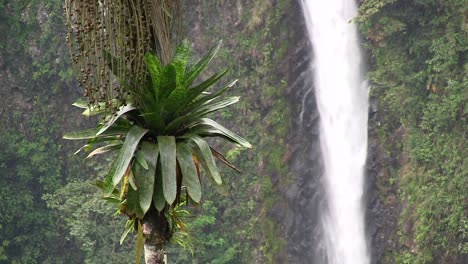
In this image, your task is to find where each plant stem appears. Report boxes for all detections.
[142,208,169,264]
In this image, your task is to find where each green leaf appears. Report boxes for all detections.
[153,165,166,212]
[86,141,123,159]
[189,118,252,148]
[136,142,158,215]
[164,85,187,114]
[72,100,88,109]
[144,52,162,99]
[211,147,241,173]
[188,135,222,185]
[120,219,135,245]
[185,79,238,113]
[184,40,222,86]
[101,157,120,194]
[97,104,137,136]
[135,150,149,170]
[140,82,159,111]
[126,168,144,219]
[159,64,177,100]
[82,106,104,117]
[93,179,121,200]
[81,104,106,117]
[157,136,177,204]
[74,134,122,155]
[172,39,189,86]
[102,196,121,205]
[140,112,165,132]
[164,81,237,134]
[63,128,100,140]
[190,96,239,119]
[81,100,120,117]
[128,170,138,190]
[176,142,202,202]
[94,185,120,203]
[136,220,143,264]
[110,125,148,188]
[185,68,229,103]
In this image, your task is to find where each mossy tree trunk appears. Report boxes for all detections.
[142,208,170,264]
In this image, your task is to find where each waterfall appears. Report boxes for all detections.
[300,1,370,263]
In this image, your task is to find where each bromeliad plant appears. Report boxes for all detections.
[64,40,251,262]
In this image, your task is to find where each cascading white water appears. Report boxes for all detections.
[300,1,370,263]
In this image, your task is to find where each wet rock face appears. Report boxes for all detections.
[365,105,400,264]
[280,3,326,263]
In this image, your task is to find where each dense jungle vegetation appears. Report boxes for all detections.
[0,0,466,263]
[357,0,467,263]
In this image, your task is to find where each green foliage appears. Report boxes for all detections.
[0,1,118,262]
[0,127,79,264]
[357,0,467,262]
[43,180,136,264]
[167,201,240,264]
[65,40,251,256]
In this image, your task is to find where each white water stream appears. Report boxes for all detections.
[300,1,370,263]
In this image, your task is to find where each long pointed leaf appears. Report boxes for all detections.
[81,100,119,116]
[86,141,123,159]
[136,220,143,264]
[120,219,135,245]
[63,128,100,140]
[190,96,239,118]
[188,135,222,185]
[94,180,119,197]
[110,125,148,188]
[185,69,228,104]
[126,168,144,219]
[74,135,121,155]
[184,40,222,86]
[81,104,106,117]
[102,157,120,194]
[135,150,149,170]
[159,64,177,100]
[185,79,238,113]
[72,100,88,109]
[97,104,137,136]
[167,97,238,134]
[164,81,238,134]
[153,164,166,212]
[211,147,241,173]
[177,142,202,202]
[140,112,165,132]
[172,39,189,86]
[164,85,186,114]
[144,52,162,100]
[128,170,138,190]
[189,118,252,148]
[157,136,177,204]
[140,85,159,112]
[136,142,158,215]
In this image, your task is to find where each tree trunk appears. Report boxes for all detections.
[142,208,170,264]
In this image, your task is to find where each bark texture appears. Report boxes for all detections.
[142,208,170,264]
